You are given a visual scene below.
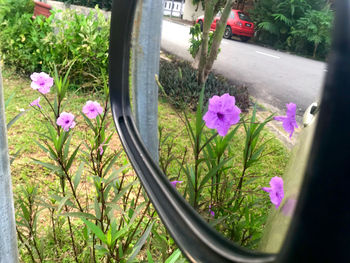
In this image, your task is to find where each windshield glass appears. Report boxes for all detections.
[238,12,252,22]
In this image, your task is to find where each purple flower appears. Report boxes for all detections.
[170,180,183,188]
[262,177,284,209]
[30,97,42,109]
[274,103,298,138]
[30,72,53,94]
[98,144,104,155]
[209,205,215,217]
[203,93,241,136]
[56,112,76,132]
[82,101,103,119]
[98,140,107,155]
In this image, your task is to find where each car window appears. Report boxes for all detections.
[238,12,252,22]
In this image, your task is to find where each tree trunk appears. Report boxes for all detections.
[197,0,235,85]
[197,0,218,84]
[313,42,319,58]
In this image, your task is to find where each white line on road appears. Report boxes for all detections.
[255,51,280,59]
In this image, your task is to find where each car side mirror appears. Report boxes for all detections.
[108,0,350,262]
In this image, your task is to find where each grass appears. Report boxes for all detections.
[3,67,290,258]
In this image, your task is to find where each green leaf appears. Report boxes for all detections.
[103,185,112,200]
[55,130,64,152]
[7,110,28,130]
[106,228,112,247]
[61,212,97,220]
[73,162,84,190]
[128,202,147,226]
[53,96,58,117]
[127,221,155,263]
[94,197,101,219]
[81,112,96,133]
[102,152,121,177]
[165,249,182,263]
[32,159,62,173]
[251,115,273,139]
[20,202,30,222]
[34,140,49,154]
[66,144,81,171]
[110,180,137,203]
[82,218,107,244]
[10,148,22,165]
[183,112,195,146]
[104,164,129,186]
[63,134,73,160]
[147,250,155,263]
[183,165,195,204]
[118,245,124,258]
[222,124,240,149]
[57,195,70,214]
[199,158,232,189]
[47,125,57,144]
[5,92,15,109]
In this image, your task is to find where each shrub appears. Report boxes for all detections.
[158,57,249,112]
[0,5,110,89]
[49,8,110,88]
[250,0,334,59]
[290,7,333,58]
[0,0,34,21]
[57,0,113,10]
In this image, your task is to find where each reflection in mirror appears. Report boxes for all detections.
[155,0,332,253]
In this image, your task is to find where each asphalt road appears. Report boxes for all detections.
[161,20,328,116]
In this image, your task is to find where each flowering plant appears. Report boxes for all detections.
[157,70,295,246]
[16,70,176,262]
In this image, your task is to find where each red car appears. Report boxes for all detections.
[196,9,254,42]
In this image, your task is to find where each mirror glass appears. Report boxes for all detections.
[131,0,332,253]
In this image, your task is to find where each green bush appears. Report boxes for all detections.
[0,0,34,21]
[49,8,110,88]
[250,0,334,59]
[0,0,38,73]
[159,58,249,112]
[0,4,110,89]
[289,7,333,58]
[57,0,112,10]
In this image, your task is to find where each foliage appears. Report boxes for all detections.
[189,23,203,59]
[49,8,110,88]
[12,69,188,262]
[250,0,334,59]
[57,0,113,10]
[158,57,249,112]
[0,0,34,21]
[189,23,218,59]
[290,7,333,58]
[157,70,289,248]
[4,66,289,258]
[0,4,110,89]
[192,0,226,15]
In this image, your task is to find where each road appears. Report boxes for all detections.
[161,20,327,116]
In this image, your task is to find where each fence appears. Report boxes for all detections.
[163,0,184,17]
